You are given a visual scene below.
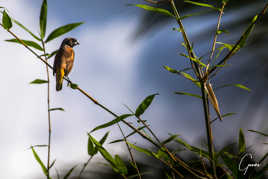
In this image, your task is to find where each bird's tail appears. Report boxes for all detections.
[56,69,64,91]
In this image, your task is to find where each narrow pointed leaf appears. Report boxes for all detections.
[115,155,128,175]
[184,0,220,11]
[180,53,207,68]
[13,19,41,41]
[127,142,154,157]
[109,126,147,144]
[40,0,47,39]
[175,92,202,99]
[63,166,77,179]
[216,83,251,92]
[2,10,12,30]
[31,146,48,176]
[30,79,48,84]
[6,39,43,51]
[48,108,64,112]
[99,131,110,145]
[238,129,246,154]
[87,135,97,156]
[132,4,174,17]
[135,94,158,117]
[45,22,83,43]
[211,112,236,123]
[248,129,268,137]
[238,15,258,48]
[161,134,179,145]
[91,114,133,133]
[49,159,56,169]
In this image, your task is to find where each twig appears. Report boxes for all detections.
[78,156,93,178]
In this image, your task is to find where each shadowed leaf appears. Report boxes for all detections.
[91,114,133,133]
[99,131,110,145]
[115,155,128,175]
[127,142,154,157]
[87,135,97,156]
[48,108,64,112]
[184,0,220,11]
[175,91,202,99]
[216,83,251,92]
[6,39,43,51]
[239,128,246,154]
[135,94,158,117]
[70,83,78,89]
[45,22,83,43]
[63,166,76,179]
[2,10,12,30]
[161,134,179,145]
[248,129,268,137]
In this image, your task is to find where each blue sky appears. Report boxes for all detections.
[0,0,267,178]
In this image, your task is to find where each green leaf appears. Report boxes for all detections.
[180,71,201,87]
[49,159,56,169]
[215,143,236,160]
[127,142,154,158]
[99,131,110,145]
[47,50,58,59]
[40,0,47,39]
[48,107,64,112]
[184,0,220,11]
[216,29,229,35]
[135,94,158,117]
[248,129,268,137]
[174,138,210,159]
[70,83,78,89]
[238,15,258,48]
[91,114,133,133]
[13,19,41,41]
[163,65,178,74]
[45,22,83,43]
[238,128,246,154]
[161,134,179,145]
[2,10,12,30]
[114,155,128,175]
[6,39,43,51]
[63,166,76,179]
[97,146,117,168]
[180,53,207,68]
[132,4,174,17]
[31,146,48,176]
[175,91,202,99]
[211,112,236,123]
[87,135,97,156]
[109,126,147,144]
[30,79,48,84]
[221,151,239,177]
[216,83,251,92]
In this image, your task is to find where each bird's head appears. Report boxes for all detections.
[62,37,79,47]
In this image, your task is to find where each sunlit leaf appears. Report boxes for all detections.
[135,94,158,117]
[2,10,12,30]
[184,0,220,11]
[30,79,48,84]
[127,142,154,157]
[216,83,251,92]
[114,155,128,175]
[45,22,83,43]
[180,53,207,68]
[175,91,202,99]
[31,146,48,176]
[238,128,246,154]
[91,114,133,132]
[40,0,47,39]
[132,4,174,17]
[6,39,43,51]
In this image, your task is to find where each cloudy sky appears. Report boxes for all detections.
[0,0,267,178]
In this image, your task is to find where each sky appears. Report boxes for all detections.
[0,0,267,178]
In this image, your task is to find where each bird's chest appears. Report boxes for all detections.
[63,45,74,60]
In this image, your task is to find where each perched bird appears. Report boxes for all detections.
[53,37,79,91]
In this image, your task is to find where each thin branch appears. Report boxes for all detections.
[41,39,52,179]
[207,2,226,70]
[78,156,93,178]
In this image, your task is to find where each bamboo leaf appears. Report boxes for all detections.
[91,114,133,133]
[184,0,220,11]
[127,142,154,158]
[30,79,48,84]
[238,128,246,154]
[216,83,251,92]
[48,108,64,112]
[175,91,202,99]
[45,22,83,43]
[99,131,110,145]
[135,94,158,117]
[63,166,77,179]
[6,39,43,51]
[87,134,97,156]
[31,146,48,176]
[161,134,179,145]
[114,155,128,175]
[70,83,78,89]
[13,19,41,41]
[49,159,56,169]
[180,53,207,68]
[47,50,58,59]
[248,129,268,137]
[40,0,47,39]
[2,10,12,30]
[132,4,174,17]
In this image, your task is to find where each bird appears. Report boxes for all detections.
[53,37,79,91]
